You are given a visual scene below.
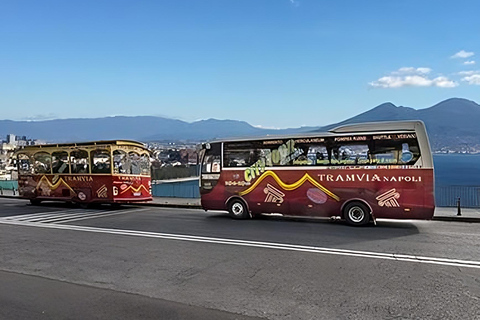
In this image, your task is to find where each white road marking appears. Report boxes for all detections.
[0,208,147,224]
[4,209,85,221]
[1,219,479,270]
[49,208,149,223]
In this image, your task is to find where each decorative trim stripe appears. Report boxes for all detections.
[238,170,339,201]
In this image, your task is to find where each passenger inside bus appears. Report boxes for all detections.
[52,159,68,173]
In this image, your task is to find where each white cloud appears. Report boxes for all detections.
[289,0,300,6]
[369,67,458,88]
[457,70,480,85]
[458,70,479,76]
[451,50,475,59]
[393,67,431,75]
[464,60,476,65]
[433,76,458,88]
[21,113,58,121]
[462,74,480,85]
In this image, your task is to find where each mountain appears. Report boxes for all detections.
[319,98,480,152]
[0,116,315,143]
[1,97,479,152]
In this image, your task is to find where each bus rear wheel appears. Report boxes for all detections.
[228,199,249,219]
[343,202,370,226]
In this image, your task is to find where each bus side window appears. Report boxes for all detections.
[70,150,89,174]
[129,152,141,175]
[140,153,150,175]
[113,150,130,174]
[305,145,328,166]
[91,150,111,174]
[17,153,33,174]
[33,152,52,174]
[52,151,69,174]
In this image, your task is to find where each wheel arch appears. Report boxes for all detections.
[340,198,374,219]
[225,195,252,218]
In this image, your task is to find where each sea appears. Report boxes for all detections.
[434,154,480,187]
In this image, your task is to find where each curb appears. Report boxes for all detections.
[432,216,480,223]
[1,196,479,222]
[137,202,202,209]
[0,195,203,209]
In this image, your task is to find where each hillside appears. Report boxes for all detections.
[1,98,479,152]
[320,98,480,152]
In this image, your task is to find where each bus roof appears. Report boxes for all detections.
[205,120,427,144]
[330,120,425,133]
[15,140,147,151]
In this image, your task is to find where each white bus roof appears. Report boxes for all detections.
[208,120,427,143]
[330,120,425,134]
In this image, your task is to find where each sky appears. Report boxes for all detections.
[1,0,479,129]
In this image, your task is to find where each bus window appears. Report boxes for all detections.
[34,152,51,174]
[328,137,370,165]
[224,150,249,167]
[202,155,221,173]
[294,144,327,166]
[224,141,271,168]
[140,154,150,175]
[52,151,69,174]
[70,150,89,174]
[313,146,329,165]
[337,145,369,165]
[371,136,420,165]
[91,149,111,174]
[113,150,130,174]
[129,152,141,174]
[17,153,33,174]
[201,143,221,173]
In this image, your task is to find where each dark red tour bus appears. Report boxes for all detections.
[199,121,435,226]
[14,140,152,206]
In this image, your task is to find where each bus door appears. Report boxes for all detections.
[200,143,221,194]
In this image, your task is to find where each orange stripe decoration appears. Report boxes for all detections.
[36,175,77,195]
[119,184,149,195]
[238,171,339,201]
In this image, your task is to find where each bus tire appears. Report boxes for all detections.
[343,202,370,226]
[228,199,249,220]
[29,199,41,205]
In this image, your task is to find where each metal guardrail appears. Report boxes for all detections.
[436,186,480,208]
[152,177,200,198]
[0,180,18,196]
[3,179,480,207]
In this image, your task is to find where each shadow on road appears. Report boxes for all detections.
[204,212,420,246]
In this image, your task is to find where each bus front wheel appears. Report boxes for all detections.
[228,199,249,220]
[343,202,370,226]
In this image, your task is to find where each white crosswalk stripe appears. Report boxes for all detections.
[0,208,148,224]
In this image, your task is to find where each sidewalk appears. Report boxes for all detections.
[1,191,479,222]
[432,206,480,222]
[146,197,201,209]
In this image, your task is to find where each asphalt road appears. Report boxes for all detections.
[1,197,479,319]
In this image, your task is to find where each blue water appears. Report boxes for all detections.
[434,154,480,187]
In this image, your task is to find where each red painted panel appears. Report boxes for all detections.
[18,174,152,204]
[201,168,434,220]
